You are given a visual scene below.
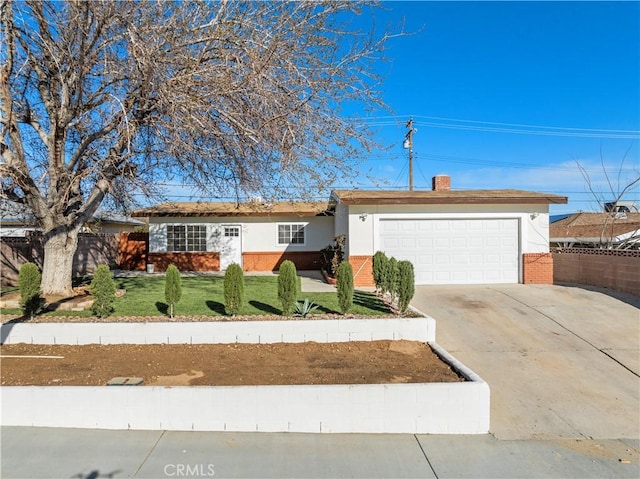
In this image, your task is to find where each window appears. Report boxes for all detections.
[167,225,207,252]
[278,224,305,245]
[224,226,240,237]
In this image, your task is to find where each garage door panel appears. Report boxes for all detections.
[380,218,519,285]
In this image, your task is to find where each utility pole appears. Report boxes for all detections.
[403,117,415,191]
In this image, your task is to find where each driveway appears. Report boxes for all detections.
[411,284,640,441]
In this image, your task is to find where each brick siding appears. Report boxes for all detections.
[242,251,322,271]
[147,252,220,272]
[349,255,375,287]
[522,253,554,284]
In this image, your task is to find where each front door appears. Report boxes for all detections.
[219,225,242,270]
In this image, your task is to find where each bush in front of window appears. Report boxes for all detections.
[18,262,42,319]
[336,261,354,314]
[277,260,298,316]
[164,264,182,319]
[223,263,245,316]
[90,264,116,318]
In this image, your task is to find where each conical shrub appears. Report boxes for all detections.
[223,263,245,316]
[90,265,116,318]
[277,260,298,316]
[336,261,354,314]
[164,264,182,318]
[18,262,41,319]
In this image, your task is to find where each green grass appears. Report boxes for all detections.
[1,276,391,318]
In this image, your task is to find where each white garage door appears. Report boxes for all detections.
[379,219,519,285]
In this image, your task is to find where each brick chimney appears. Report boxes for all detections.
[432,175,451,191]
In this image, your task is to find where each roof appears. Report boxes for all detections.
[550,212,640,242]
[92,211,145,226]
[0,200,143,226]
[132,201,331,218]
[330,189,568,205]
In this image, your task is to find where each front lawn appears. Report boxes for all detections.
[1,275,391,318]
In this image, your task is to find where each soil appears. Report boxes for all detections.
[0,341,464,386]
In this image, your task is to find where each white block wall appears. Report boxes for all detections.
[0,343,489,434]
[0,317,435,345]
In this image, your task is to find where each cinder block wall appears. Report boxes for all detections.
[553,249,640,296]
[523,253,554,284]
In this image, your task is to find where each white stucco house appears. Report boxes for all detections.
[132,175,567,286]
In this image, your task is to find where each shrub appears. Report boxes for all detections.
[164,264,182,318]
[320,234,346,278]
[223,263,245,316]
[372,251,388,292]
[277,260,298,316]
[90,264,116,318]
[385,257,398,301]
[396,260,415,314]
[18,262,41,319]
[336,261,354,314]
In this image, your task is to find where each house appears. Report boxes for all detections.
[0,200,145,237]
[550,212,640,249]
[132,175,567,286]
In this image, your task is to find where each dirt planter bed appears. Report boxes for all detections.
[0,317,490,434]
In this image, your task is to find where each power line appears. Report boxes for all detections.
[356,114,640,139]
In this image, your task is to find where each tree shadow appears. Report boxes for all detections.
[248,300,281,315]
[313,304,337,314]
[205,300,226,315]
[353,291,389,313]
[155,301,168,315]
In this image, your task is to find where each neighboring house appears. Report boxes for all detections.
[133,175,567,286]
[550,212,640,249]
[0,200,39,237]
[0,200,145,237]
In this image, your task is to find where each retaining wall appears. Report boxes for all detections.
[0,317,435,345]
[0,316,491,434]
[0,342,489,434]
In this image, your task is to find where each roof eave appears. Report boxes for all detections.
[337,197,567,206]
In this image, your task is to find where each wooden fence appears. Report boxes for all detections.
[1,233,119,287]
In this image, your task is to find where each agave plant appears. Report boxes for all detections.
[294,298,319,318]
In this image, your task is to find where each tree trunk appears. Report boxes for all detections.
[41,228,80,297]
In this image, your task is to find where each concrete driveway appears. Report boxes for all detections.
[411,284,640,441]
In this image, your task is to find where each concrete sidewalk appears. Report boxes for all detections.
[1,426,638,478]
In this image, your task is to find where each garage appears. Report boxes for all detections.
[379,218,520,285]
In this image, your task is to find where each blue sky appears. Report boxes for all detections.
[353,1,639,214]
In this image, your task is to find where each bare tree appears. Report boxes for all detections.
[576,146,640,249]
[1,0,400,295]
